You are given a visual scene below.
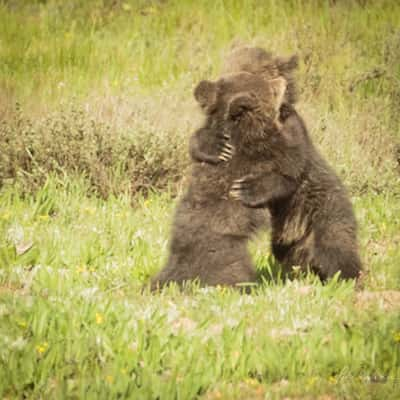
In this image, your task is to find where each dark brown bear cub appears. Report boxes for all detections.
[227,102,362,280]
[150,73,286,290]
[212,49,362,281]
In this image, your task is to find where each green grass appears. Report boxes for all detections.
[1,0,400,398]
[1,0,400,106]
[0,178,400,399]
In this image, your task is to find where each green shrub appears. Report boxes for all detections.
[0,102,188,197]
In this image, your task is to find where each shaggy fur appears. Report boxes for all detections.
[152,46,362,288]
[222,46,299,104]
[150,126,265,290]
[228,99,362,280]
[220,47,362,280]
[150,72,285,290]
[203,46,362,281]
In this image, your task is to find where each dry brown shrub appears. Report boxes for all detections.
[0,89,197,197]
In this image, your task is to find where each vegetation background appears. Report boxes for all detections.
[1,0,400,398]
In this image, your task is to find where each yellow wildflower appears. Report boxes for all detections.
[122,3,131,11]
[328,376,337,384]
[106,375,113,383]
[143,6,158,14]
[245,378,259,386]
[307,376,317,386]
[17,320,27,328]
[95,313,104,325]
[1,212,10,220]
[83,207,96,215]
[36,342,49,354]
[393,331,400,343]
[76,265,87,274]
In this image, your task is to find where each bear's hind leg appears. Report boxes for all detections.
[313,243,362,281]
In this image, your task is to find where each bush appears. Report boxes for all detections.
[0,102,188,198]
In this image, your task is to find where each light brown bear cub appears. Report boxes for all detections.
[150,72,286,290]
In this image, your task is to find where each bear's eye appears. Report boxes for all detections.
[227,110,241,122]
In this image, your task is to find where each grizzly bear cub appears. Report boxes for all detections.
[215,47,362,281]
[150,72,286,290]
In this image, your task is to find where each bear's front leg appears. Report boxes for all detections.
[190,127,234,164]
[230,172,296,208]
[189,128,221,164]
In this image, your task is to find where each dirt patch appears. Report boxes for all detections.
[201,379,337,400]
[0,283,25,296]
[355,290,400,311]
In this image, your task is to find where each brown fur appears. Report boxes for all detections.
[222,46,299,105]
[152,47,361,288]
[229,100,362,280]
[150,134,264,290]
[207,46,362,281]
[220,49,362,280]
[151,70,290,290]
[151,45,301,290]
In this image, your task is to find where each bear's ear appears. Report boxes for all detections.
[275,54,299,73]
[268,77,287,112]
[194,80,218,111]
[227,93,258,120]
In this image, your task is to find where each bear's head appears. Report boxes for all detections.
[221,46,298,105]
[194,71,287,144]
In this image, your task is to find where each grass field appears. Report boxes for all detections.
[1,0,400,398]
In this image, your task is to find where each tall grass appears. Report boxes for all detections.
[1,0,400,196]
[1,0,399,105]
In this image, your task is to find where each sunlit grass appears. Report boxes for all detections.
[1,0,399,196]
[1,0,400,398]
[0,177,399,398]
[1,0,399,106]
